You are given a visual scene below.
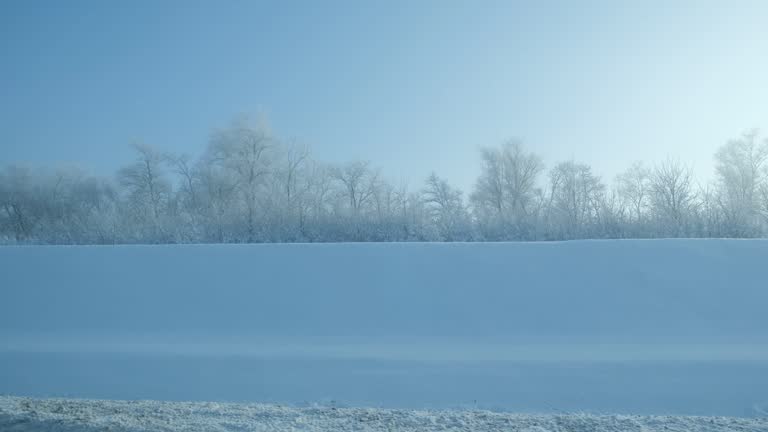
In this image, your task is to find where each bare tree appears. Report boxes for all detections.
[7,117,768,244]
[168,154,198,210]
[117,144,171,241]
[423,173,468,241]
[195,158,238,243]
[471,140,544,239]
[208,117,274,242]
[546,161,605,239]
[714,130,768,236]
[760,183,768,225]
[0,166,41,242]
[330,161,379,214]
[616,161,652,226]
[696,182,725,238]
[649,158,696,236]
[281,143,309,204]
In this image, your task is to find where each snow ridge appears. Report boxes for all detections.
[1,396,767,432]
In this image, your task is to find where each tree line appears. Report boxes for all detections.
[2,118,767,244]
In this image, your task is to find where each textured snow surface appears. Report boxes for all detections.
[1,396,767,432]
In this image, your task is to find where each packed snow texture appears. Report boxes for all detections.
[1,396,767,432]
[1,240,768,416]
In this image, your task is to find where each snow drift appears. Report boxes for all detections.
[2,396,767,432]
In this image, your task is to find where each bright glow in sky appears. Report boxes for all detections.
[2,0,767,190]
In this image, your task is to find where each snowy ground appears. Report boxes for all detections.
[1,396,767,432]
[2,240,768,416]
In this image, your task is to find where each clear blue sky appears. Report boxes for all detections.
[2,0,767,191]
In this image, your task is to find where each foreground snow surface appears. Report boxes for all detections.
[1,397,767,432]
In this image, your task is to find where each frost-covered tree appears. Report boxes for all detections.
[117,143,172,242]
[0,165,43,242]
[713,130,768,236]
[471,140,544,240]
[166,153,203,241]
[329,161,379,215]
[545,161,605,239]
[422,173,469,241]
[194,155,239,243]
[760,183,768,226]
[270,143,310,241]
[207,117,274,242]
[616,162,651,229]
[0,165,118,244]
[649,158,697,237]
[5,120,768,244]
[694,182,726,238]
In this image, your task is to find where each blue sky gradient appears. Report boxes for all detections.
[2,0,767,190]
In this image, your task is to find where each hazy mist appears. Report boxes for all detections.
[2,1,768,190]
[3,1,768,425]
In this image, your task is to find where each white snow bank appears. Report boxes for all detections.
[1,396,766,432]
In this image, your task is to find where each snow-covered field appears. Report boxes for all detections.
[1,240,768,417]
[2,396,767,432]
